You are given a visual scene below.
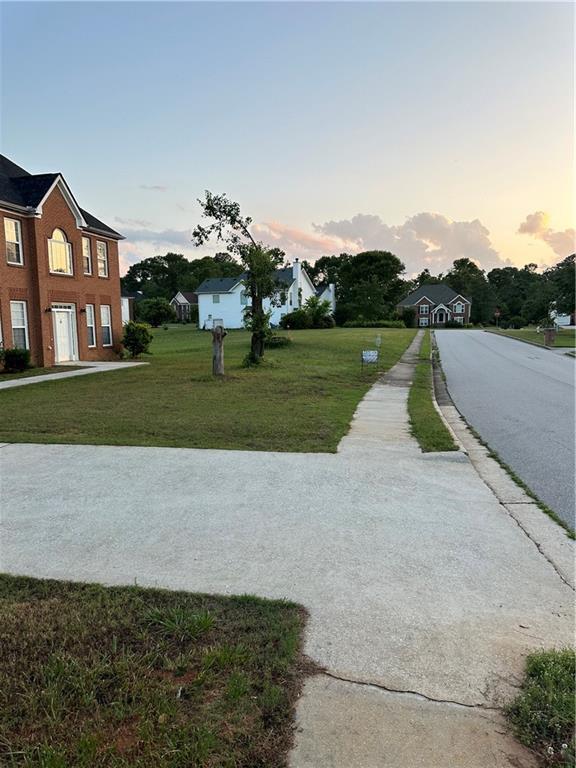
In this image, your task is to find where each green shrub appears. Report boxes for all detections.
[401,307,416,328]
[343,319,405,328]
[509,315,527,329]
[265,335,292,348]
[122,322,153,358]
[506,648,575,767]
[279,310,312,330]
[2,348,31,372]
[136,298,176,327]
[444,320,464,329]
[316,315,336,328]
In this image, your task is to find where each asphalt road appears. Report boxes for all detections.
[435,330,575,529]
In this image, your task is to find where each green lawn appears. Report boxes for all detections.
[506,648,575,767]
[0,326,416,452]
[488,328,575,348]
[0,574,310,768]
[407,330,458,452]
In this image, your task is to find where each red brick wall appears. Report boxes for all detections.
[0,185,122,366]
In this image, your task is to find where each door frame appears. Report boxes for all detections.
[52,303,79,362]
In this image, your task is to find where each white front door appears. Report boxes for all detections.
[52,304,78,362]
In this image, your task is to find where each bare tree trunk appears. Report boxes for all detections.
[250,293,266,362]
[212,325,227,376]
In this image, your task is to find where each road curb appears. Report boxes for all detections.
[483,328,571,352]
[431,332,575,590]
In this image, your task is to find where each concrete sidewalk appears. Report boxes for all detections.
[0,360,147,390]
[1,333,572,766]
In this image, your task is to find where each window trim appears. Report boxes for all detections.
[100,304,113,347]
[5,218,23,266]
[419,304,430,315]
[48,228,73,275]
[96,240,109,278]
[419,316,429,327]
[453,302,464,314]
[212,294,220,304]
[86,303,96,348]
[10,300,29,349]
[82,237,92,275]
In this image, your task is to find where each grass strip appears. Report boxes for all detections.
[506,648,575,767]
[486,328,575,349]
[407,330,458,452]
[0,574,312,767]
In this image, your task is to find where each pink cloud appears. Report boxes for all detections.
[518,211,575,258]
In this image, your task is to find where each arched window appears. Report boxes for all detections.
[48,228,73,274]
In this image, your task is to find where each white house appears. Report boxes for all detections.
[196,260,325,329]
[316,283,337,314]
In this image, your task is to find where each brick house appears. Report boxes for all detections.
[0,155,124,366]
[397,283,471,327]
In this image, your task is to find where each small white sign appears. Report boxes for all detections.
[361,350,379,364]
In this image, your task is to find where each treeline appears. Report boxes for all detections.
[122,249,575,327]
[303,252,575,326]
[121,252,243,299]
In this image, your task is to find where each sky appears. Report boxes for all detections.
[1,1,574,276]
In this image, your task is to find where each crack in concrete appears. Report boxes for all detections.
[321,671,501,713]
[501,505,574,592]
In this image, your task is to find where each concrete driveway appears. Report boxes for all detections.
[435,329,575,528]
[1,338,573,766]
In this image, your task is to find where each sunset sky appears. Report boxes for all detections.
[1,1,573,276]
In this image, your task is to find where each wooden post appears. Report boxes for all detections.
[212,325,227,376]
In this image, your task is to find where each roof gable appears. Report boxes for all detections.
[36,175,87,229]
[0,154,123,239]
[398,283,470,307]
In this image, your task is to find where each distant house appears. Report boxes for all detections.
[316,283,337,314]
[121,291,144,325]
[196,260,323,329]
[398,283,471,327]
[170,290,198,322]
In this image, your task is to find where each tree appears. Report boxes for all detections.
[303,296,332,326]
[545,254,575,315]
[122,322,153,358]
[121,252,243,300]
[137,298,176,327]
[336,250,407,323]
[192,191,285,363]
[445,258,497,324]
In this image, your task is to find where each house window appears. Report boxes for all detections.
[212,294,220,303]
[454,316,464,325]
[48,228,73,274]
[82,237,92,275]
[419,304,429,315]
[96,241,108,277]
[10,300,29,348]
[100,304,112,346]
[86,304,96,347]
[419,317,429,327]
[240,291,248,306]
[5,218,23,265]
[454,302,464,314]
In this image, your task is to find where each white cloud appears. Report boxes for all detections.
[518,211,575,258]
[139,184,168,191]
[254,212,510,274]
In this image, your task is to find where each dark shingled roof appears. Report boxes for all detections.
[196,267,296,294]
[196,276,244,293]
[398,283,470,307]
[0,154,123,239]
